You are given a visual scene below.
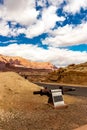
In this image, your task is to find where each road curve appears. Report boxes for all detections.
[34,82,87,97]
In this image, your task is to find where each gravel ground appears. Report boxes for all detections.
[0,95,87,130]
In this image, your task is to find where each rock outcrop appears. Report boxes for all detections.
[47,62,87,85]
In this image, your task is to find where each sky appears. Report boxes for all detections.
[0,0,87,67]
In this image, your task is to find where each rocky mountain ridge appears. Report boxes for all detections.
[0,54,57,70]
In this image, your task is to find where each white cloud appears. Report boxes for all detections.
[0,19,26,37]
[36,0,64,7]
[0,44,87,67]
[0,0,87,68]
[42,22,87,47]
[47,0,64,7]
[64,0,87,14]
[0,0,64,28]
[26,6,65,38]
[0,0,87,39]
[0,0,39,26]
[10,28,26,37]
[36,0,47,7]
[0,0,65,38]
[0,20,10,36]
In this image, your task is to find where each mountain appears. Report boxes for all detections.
[47,62,87,85]
[0,54,57,70]
[0,54,57,82]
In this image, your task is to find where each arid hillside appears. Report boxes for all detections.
[0,72,44,108]
[47,62,87,85]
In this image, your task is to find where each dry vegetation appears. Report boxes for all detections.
[0,72,87,130]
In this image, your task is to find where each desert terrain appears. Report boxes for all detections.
[47,62,87,85]
[0,72,87,130]
[0,55,87,130]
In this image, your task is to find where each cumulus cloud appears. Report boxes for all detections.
[0,0,40,37]
[36,0,64,7]
[1,0,87,38]
[0,44,87,67]
[42,22,87,47]
[0,20,10,36]
[0,0,87,38]
[0,0,87,67]
[64,0,87,14]
[0,19,26,37]
[0,0,39,26]
[0,0,66,38]
[26,6,65,38]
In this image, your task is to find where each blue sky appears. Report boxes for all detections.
[0,0,87,67]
